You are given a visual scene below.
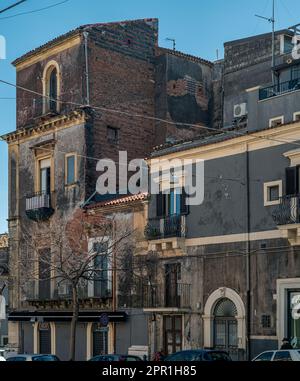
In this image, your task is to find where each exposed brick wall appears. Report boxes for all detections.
[16,43,85,129]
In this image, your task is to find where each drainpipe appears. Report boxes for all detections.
[83,31,90,106]
[246,147,251,361]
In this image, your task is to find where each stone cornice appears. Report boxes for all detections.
[1,109,88,144]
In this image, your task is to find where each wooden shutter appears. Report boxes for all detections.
[156,193,166,217]
[286,167,298,196]
[180,188,189,215]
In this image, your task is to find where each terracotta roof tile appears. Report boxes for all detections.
[86,193,148,210]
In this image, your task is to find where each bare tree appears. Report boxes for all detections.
[18,208,133,361]
[118,249,159,309]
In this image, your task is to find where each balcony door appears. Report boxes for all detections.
[39,248,51,300]
[39,158,51,195]
[165,263,181,308]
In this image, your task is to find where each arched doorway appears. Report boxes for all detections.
[213,298,238,360]
[203,287,246,360]
[38,322,51,354]
[92,323,109,357]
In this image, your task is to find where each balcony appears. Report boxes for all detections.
[145,215,186,240]
[259,78,300,101]
[24,283,112,309]
[272,195,300,225]
[272,195,300,245]
[25,192,54,221]
[142,282,191,310]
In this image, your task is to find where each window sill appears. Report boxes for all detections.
[65,182,79,189]
[264,200,281,207]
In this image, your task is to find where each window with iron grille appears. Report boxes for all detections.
[261,314,271,328]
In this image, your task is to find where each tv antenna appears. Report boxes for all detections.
[166,38,176,51]
[255,0,275,85]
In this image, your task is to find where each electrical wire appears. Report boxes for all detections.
[2,78,300,153]
[0,0,27,15]
[0,0,70,20]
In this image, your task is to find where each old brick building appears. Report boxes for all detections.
[2,18,215,359]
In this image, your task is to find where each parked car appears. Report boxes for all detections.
[164,350,232,361]
[6,354,60,361]
[0,356,6,361]
[89,354,142,361]
[252,350,300,361]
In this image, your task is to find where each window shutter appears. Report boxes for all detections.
[180,188,189,214]
[156,193,166,217]
[286,167,298,196]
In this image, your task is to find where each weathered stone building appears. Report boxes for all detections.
[0,233,9,350]
[1,18,215,360]
[143,27,300,360]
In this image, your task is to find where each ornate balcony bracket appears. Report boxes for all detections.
[277,224,300,246]
[148,237,186,253]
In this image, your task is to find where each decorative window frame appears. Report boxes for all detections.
[86,322,114,360]
[33,321,56,355]
[269,116,284,128]
[42,60,61,114]
[64,152,78,187]
[203,287,246,350]
[263,180,283,206]
[276,278,300,349]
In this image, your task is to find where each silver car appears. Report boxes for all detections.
[253,350,300,361]
[5,354,60,361]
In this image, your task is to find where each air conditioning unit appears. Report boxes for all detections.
[233,103,247,118]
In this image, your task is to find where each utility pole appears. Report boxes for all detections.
[255,0,276,85]
[0,0,27,15]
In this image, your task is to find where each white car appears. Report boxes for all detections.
[0,356,6,361]
[253,350,300,361]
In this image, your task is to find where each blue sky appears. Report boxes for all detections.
[0,0,299,233]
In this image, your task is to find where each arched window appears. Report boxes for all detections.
[43,61,60,114]
[48,67,57,112]
[214,298,237,317]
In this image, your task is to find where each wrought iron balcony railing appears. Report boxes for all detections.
[259,78,300,100]
[144,215,186,240]
[142,282,191,309]
[25,192,54,221]
[25,283,113,303]
[272,195,300,225]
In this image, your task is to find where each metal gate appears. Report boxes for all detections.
[92,324,108,357]
[39,323,51,354]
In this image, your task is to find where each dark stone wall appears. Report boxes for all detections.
[115,309,148,354]
[223,32,282,128]
[22,323,33,354]
[154,52,213,141]
[250,339,278,359]
[55,323,86,360]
